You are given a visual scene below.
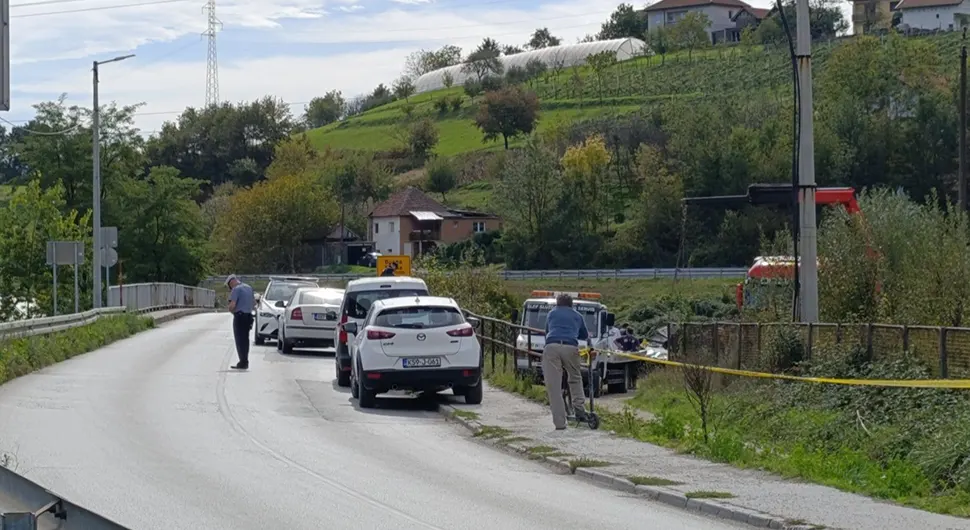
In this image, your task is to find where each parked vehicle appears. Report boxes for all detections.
[343,296,483,408]
[276,287,345,353]
[512,290,640,396]
[254,276,319,345]
[334,276,429,387]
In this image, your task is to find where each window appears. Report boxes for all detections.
[374,306,464,329]
[728,10,733,18]
[265,282,317,301]
[299,290,343,306]
[389,221,395,232]
[374,223,379,234]
[473,221,486,233]
[665,10,686,24]
[343,289,430,319]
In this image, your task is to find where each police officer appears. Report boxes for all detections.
[226,275,255,370]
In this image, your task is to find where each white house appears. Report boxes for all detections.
[645,0,755,43]
[896,0,970,30]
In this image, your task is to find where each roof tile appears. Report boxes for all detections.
[645,0,752,12]
[369,186,450,217]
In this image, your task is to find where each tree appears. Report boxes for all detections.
[496,138,563,264]
[503,45,524,56]
[16,96,144,213]
[393,76,416,102]
[265,134,322,180]
[304,90,344,128]
[403,45,463,79]
[670,12,711,62]
[597,3,648,40]
[474,86,540,150]
[425,157,457,201]
[461,40,504,82]
[146,96,296,191]
[0,180,91,319]
[212,173,339,273]
[108,166,207,285]
[408,118,439,161]
[646,27,672,65]
[586,51,618,100]
[527,27,562,49]
[561,134,612,231]
[442,71,455,89]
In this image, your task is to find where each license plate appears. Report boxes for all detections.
[402,357,441,368]
[313,313,327,321]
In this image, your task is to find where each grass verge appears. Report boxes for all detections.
[686,491,735,499]
[568,458,612,473]
[608,366,970,518]
[629,476,685,486]
[0,313,155,384]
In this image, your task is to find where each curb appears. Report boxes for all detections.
[437,402,818,530]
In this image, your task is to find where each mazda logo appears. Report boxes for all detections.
[417,333,426,341]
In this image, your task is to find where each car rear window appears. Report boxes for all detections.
[300,291,342,305]
[374,306,463,329]
[344,289,428,319]
[266,282,317,301]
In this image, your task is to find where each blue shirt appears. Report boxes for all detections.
[229,282,255,314]
[544,306,589,346]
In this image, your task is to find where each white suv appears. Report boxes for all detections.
[334,276,429,387]
[342,296,483,409]
[254,276,319,345]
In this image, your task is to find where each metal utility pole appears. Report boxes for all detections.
[960,28,967,212]
[795,0,818,322]
[203,0,222,107]
[92,54,134,308]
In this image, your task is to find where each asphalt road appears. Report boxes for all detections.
[0,313,742,530]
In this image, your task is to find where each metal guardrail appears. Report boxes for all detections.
[108,283,216,311]
[0,461,129,529]
[0,307,128,339]
[204,267,748,284]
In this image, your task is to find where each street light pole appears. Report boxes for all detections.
[91,54,134,309]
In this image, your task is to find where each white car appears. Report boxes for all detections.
[276,287,345,353]
[342,296,483,409]
[254,276,319,345]
[334,276,430,388]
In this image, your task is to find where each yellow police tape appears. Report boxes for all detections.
[577,347,970,389]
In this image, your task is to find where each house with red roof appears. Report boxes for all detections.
[368,187,502,258]
[645,0,770,43]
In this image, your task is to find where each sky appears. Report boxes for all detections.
[3,0,846,135]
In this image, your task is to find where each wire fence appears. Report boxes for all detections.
[671,321,970,379]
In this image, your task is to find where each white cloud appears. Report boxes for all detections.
[338,5,365,12]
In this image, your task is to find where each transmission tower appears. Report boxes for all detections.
[202,0,221,107]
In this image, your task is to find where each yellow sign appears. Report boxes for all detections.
[377,255,411,276]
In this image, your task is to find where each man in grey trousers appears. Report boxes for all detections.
[542,293,590,430]
[226,275,255,370]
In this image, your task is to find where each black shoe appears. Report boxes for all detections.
[231,363,249,370]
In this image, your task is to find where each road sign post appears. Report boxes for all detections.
[47,241,84,315]
[101,227,118,303]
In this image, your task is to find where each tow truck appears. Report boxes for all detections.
[511,290,642,396]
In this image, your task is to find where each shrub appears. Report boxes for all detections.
[434,98,449,115]
[463,79,483,98]
[449,95,463,112]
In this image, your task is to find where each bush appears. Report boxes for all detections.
[413,249,517,319]
[449,95,463,112]
[481,75,504,92]
[0,314,155,384]
[408,118,439,160]
[434,98,450,115]
[463,79,483,98]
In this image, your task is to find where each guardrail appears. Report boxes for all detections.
[0,461,129,529]
[108,283,216,311]
[0,307,128,339]
[204,267,748,284]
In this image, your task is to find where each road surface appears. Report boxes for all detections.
[0,313,742,530]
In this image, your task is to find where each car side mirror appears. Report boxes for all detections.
[342,322,358,335]
[510,309,519,323]
[467,316,481,329]
[275,300,286,308]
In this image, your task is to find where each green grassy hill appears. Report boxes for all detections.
[305,32,965,211]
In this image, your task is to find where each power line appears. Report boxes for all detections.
[12,0,191,18]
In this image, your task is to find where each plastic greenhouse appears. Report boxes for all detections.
[413,37,648,94]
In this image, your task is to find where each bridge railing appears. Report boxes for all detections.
[107,283,217,312]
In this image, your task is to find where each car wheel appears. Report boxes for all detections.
[351,367,360,399]
[282,339,294,353]
[336,361,351,387]
[463,381,483,405]
[355,359,376,408]
[276,335,283,351]
[254,334,265,346]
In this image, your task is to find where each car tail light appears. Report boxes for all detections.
[339,314,348,343]
[367,329,396,340]
[447,325,474,337]
[291,308,303,320]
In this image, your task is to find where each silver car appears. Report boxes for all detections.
[254,277,318,345]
